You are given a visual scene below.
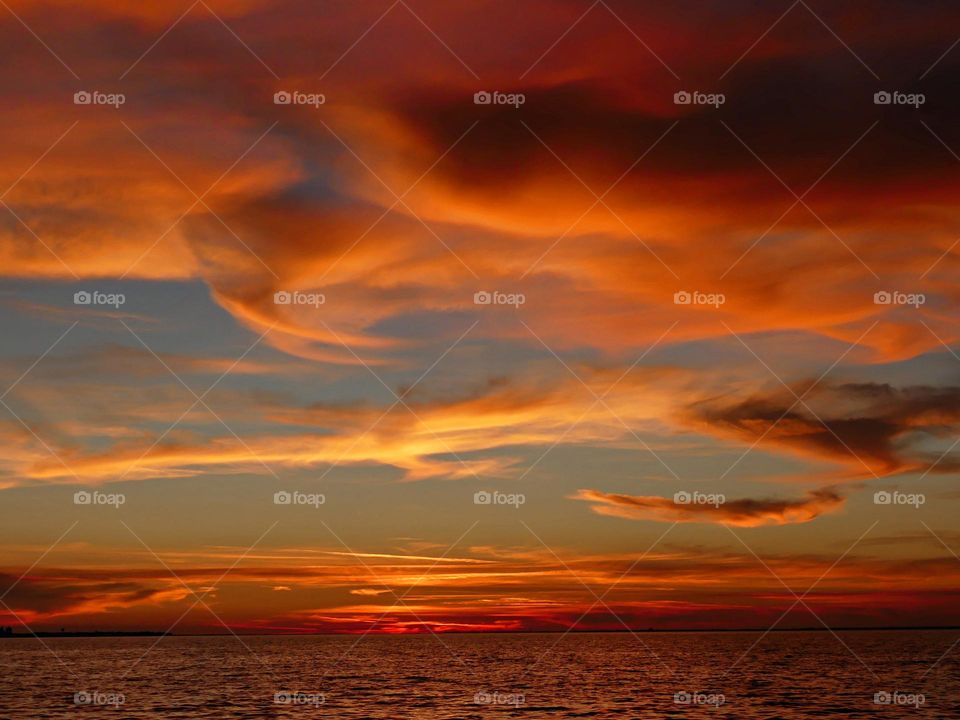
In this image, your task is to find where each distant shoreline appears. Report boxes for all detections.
[0,631,169,638]
[202,625,960,636]
[2,626,957,638]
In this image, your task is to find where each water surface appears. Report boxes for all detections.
[1,630,957,718]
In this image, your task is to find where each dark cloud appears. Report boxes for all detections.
[573,487,844,526]
[0,572,176,616]
[689,381,960,475]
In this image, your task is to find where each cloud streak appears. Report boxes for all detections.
[573,488,845,527]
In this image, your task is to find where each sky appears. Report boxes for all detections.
[0,0,959,636]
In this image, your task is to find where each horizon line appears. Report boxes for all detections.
[6,625,960,638]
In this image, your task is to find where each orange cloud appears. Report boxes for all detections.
[2,0,958,368]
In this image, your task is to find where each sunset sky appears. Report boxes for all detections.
[1,0,959,636]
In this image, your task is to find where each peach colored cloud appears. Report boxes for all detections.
[1,363,692,484]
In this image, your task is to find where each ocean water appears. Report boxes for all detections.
[1,630,958,718]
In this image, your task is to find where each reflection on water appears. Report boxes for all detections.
[1,630,958,718]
